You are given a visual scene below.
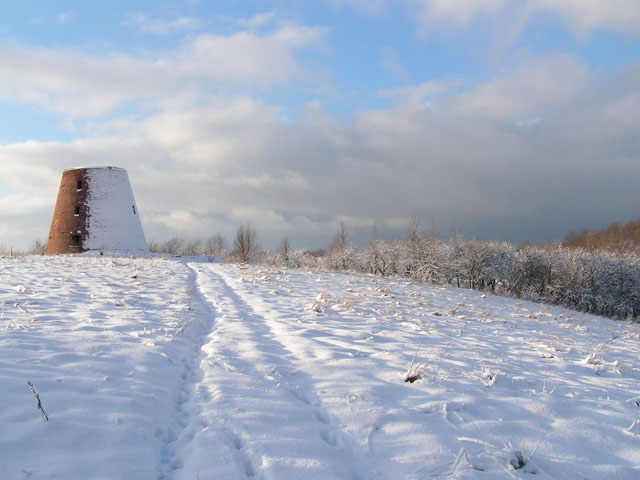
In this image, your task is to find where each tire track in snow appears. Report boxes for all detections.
[176,263,372,480]
[157,263,215,480]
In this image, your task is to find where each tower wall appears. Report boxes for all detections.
[46,167,147,254]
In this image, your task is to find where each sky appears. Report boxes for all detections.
[1,0,639,251]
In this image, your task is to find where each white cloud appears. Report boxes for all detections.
[378,79,460,108]
[531,0,640,36]
[122,12,204,34]
[0,23,327,116]
[380,46,410,81]
[450,54,591,118]
[328,0,389,16]
[0,194,53,216]
[56,11,76,23]
[236,10,277,29]
[145,209,201,233]
[411,0,507,28]
[409,0,640,36]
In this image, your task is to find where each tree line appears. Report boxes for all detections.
[9,218,638,320]
[148,219,640,321]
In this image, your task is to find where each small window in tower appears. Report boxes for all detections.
[132,205,136,215]
[74,205,80,216]
[76,180,83,190]
[70,234,81,246]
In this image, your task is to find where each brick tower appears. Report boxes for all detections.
[46,167,147,254]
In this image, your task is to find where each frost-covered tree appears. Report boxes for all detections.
[412,234,443,284]
[459,239,493,290]
[508,245,552,297]
[360,225,397,276]
[326,221,354,270]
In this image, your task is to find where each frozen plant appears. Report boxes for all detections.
[583,336,620,374]
[28,381,49,421]
[404,343,425,383]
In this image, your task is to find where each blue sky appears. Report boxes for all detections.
[1,1,640,250]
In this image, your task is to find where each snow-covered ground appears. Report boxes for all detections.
[1,256,639,479]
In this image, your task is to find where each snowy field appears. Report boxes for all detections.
[1,256,640,480]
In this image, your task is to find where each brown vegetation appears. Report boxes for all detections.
[563,220,640,253]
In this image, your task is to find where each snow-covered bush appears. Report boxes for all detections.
[325,221,355,271]
[143,220,640,320]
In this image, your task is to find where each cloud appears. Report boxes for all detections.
[56,11,76,24]
[122,12,204,34]
[411,0,507,29]
[380,46,410,82]
[328,0,389,16]
[531,0,640,36]
[450,54,592,118]
[378,79,460,108]
[0,23,328,116]
[0,194,53,216]
[236,10,277,29]
[408,0,640,36]
[2,53,639,251]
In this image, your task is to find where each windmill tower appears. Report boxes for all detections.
[45,167,148,254]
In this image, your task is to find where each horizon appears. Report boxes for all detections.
[1,1,639,251]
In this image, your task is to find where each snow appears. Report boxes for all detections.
[83,167,147,253]
[1,256,639,479]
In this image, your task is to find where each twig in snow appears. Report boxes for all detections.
[480,367,498,387]
[627,397,640,435]
[15,303,37,322]
[404,342,424,383]
[174,317,196,336]
[452,448,473,470]
[433,447,482,476]
[27,381,49,421]
[583,335,618,365]
[627,416,640,434]
[625,395,640,407]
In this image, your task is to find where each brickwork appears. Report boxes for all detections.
[45,169,90,254]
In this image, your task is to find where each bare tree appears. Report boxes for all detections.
[162,236,185,255]
[147,240,161,252]
[335,220,349,250]
[280,236,292,265]
[28,239,47,255]
[408,214,422,245]
[204,233,228,259]
[232,224,261,263]
[184,238,203,256]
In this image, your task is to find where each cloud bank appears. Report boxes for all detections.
[1,6,639,250]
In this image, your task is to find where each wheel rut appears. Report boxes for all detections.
[170,263,371,480]
[157,264,213,480]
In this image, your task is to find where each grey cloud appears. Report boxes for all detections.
[1,55,639,250]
